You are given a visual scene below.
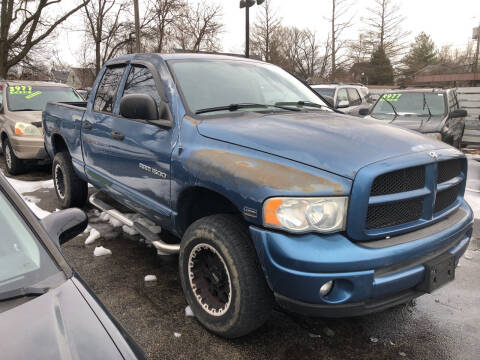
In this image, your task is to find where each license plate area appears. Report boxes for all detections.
[416,254,455,293]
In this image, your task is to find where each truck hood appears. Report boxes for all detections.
[4,110,42,124]
[197,111,447,179]
[365,114,444,133]
[0,280,123,360]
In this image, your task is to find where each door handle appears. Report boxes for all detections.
[110,131,125,141]
[83,121,92,130]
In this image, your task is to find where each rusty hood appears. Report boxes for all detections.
[196,111,448,179]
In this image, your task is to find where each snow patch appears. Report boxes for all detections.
[122,225,138,236]
[94,246,112,256]
[185,306,194,317]
[108,216,123,228]
[173,332,181,338]
[5,177,53,194]
[465,191,480,219]
[85,228,101,245]
[144,275,157,282]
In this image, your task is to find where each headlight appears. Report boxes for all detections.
[263,197,348,233]
[14,122,41,136]
[425,132,442,140]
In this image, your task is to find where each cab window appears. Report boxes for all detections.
[337,88,349,105]
[93,66,126,113]
[122,65,162,115]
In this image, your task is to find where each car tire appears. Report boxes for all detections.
[2,138,25,175]
[52,151,88,208]
[179,214,273,338]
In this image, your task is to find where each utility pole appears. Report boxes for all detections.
[239,0,265,58]
[133,0,141,53]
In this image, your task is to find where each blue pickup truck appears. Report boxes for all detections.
[43,53,474,338]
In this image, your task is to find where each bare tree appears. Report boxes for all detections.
[327,0,353,81]
[83,0,133,75]
[250,0,281,63]
[145,0,186,53]
[364,0,409,62]
[0,0,89,78]
[174,2,223,52]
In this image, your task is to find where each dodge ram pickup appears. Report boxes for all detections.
[43,53,474,338]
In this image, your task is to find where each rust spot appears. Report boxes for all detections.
[184,115,200,126]
[186,149,344,194]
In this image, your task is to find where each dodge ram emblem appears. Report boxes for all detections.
[428,151,439,160]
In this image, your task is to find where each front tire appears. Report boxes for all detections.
[2,138,25,175]
[52,151,88,208]
[179,215,273,338]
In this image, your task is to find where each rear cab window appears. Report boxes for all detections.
[347,88,362,106]
[337,88,349,105]
[93,66,126,113]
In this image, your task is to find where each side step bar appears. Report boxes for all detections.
[89,192,180,255]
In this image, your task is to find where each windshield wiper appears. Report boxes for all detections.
[423,93,432,117]
[276,101,325,109]
[195,103,268,115]
[382,99,398,118]
[0,286,49,302]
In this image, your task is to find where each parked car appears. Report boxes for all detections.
[43,54,473,338]
[76,88,92,101]
[310,83,373,116]
[0,80,84,174]
[0,173,145,359]
[359,89,467,148]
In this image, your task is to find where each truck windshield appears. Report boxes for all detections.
[0,191,63,299]
[6,86,82,112]
[169,60,328,115]
[371,92,446,118]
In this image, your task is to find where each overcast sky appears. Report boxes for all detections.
[59,0,480,66]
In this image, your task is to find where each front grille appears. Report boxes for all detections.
[366,197,424,229]
[437,159,462,183]
[434,185,459,213]
[371,166,425,196]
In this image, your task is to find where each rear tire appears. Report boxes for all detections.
[52,151,88,208]
[2,138,25,175]
[179,214,273,338]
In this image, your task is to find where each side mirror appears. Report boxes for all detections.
[450,109,467,118]
[336,100,349,109]
[120,93,159,120]
[358,108,370,116]
[41,208,88,247]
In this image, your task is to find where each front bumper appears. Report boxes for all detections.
[10,135,47,159]
[250,201,473,317]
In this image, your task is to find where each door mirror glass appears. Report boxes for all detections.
[120,94,159,120]
[40,208,88,247]
[337,100,349,109]
[450,109,467,118]
[358,108,370,116]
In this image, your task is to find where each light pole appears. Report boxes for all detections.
[239,0,265,58]
[133,0,141,53]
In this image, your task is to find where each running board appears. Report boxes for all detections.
[89,192,180,255]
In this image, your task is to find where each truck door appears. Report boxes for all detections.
[82,65,127,183]
[102,63,173,225]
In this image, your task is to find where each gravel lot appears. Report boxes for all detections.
[2,156,479,360]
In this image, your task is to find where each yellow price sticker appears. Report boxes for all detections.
[380,93,402,102]
[9,85,33,95]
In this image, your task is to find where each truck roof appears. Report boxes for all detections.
[1,80,71,87]
[105,53,265,66]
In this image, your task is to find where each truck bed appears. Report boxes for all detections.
[43,101,88,164]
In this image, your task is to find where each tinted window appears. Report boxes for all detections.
[347,88,362,106]
[313,88,335,98]
[94,66,126,113]
[6,86,81,112]
[123,66,162,114]
[337,88,348,104]
[0,192,62,294]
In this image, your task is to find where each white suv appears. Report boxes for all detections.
[311,84,373,116]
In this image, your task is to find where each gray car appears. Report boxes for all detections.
[311,84,373,116]
[0,80,83,174]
